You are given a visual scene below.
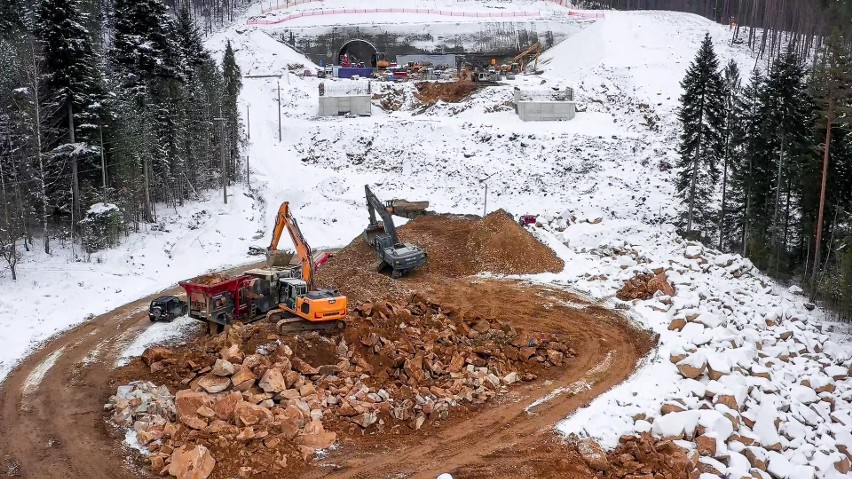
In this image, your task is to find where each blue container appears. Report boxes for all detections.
[337,67,375,79]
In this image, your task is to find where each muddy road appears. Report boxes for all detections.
[0,273,651,479]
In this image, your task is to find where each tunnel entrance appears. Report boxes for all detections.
[337,39,379,67]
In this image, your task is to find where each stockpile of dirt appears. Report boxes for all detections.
[190,273,233,285]
[415,81,481,104]
[316,211,564,302]
[110,293,575,479]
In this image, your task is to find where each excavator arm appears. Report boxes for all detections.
[269,202,316,289]
[513,42,542,72]
[364,185,399,245]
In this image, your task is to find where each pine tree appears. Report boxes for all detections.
[676,33,725,240]
[110,0,178,221]
[222,40,242,180]
[718,59,741,249]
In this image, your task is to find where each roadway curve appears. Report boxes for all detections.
[0,271,653,479]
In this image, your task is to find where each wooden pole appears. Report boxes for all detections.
[277,81,282,142]
[813,100,833,280]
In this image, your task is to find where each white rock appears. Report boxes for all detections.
[437,474,454,479]
[651,410,700,439]
[790,385,818,404]
[685,245,703,259]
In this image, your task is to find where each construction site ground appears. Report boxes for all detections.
[0,214,660,479]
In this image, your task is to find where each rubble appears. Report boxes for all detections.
[109,293,574,478]
[616,272,675,301]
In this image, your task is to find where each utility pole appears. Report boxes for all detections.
[246,104,250,140]
[246,155,250,190]
[277,81,282,142]
[99,124,107,202]
[215,116,228,204]
[478,172,496,217]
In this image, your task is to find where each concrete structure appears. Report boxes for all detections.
[513,87,576,121]
[318,82,372,117]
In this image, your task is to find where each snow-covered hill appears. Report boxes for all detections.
[1,6,850,477]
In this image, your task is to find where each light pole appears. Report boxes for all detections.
[479,172,496,217]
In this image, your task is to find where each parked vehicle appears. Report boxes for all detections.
[148,296,188,322]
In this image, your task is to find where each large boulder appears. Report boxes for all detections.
[197,375,230,394]
[168,445,215,479]
[233,401,274,427]
[175,390,210,419]
[213,391,242,420]
[576,438,611,472]
[258,368,287,394]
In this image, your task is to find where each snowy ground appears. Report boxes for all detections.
[2,3,851,477]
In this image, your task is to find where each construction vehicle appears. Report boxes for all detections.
[148,296,188,322]
[251,202,347,332]
[518,214,538,226]
[372,51,390,69]
[385,198,430,218]
[363,185,427,278]
[179,274,258,333]
[513,42,542,73]
[184,203,347,334]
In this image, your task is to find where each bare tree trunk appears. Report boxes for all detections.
[813,99,833,280]
[30,42,50,255]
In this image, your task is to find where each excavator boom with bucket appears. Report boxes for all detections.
[363,185,427,278]
[244,202,347,333]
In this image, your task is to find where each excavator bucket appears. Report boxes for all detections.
[363,221,385,246]
[266,249,294,267]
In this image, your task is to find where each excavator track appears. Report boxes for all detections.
[272,315,346,334]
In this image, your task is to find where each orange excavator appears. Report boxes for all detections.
[244,202,348,333]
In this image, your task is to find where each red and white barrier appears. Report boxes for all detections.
[248,7,543,25]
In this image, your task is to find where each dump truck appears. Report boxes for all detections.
[385,198,430,219]
[363,185,427,278]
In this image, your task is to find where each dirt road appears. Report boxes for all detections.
[0,263,262,479]
[305,281,653,478]
[0,272,652,479]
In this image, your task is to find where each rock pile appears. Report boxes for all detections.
[574,434,699,478]
[547,229,852,479]
[110,294,574,478]
[616,271,675,301]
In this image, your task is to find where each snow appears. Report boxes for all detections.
[0,187,261,383]
[116,316,205,366]
[2,4,852,478]
[22,347,64,396]
[87,202,120,215]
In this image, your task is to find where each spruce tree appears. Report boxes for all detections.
[37,0,106,218]
[222,40,242,180]
[728,71,766,256]
[760,48,814,272]
[676,33,725,240]
[718,59,741,249]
